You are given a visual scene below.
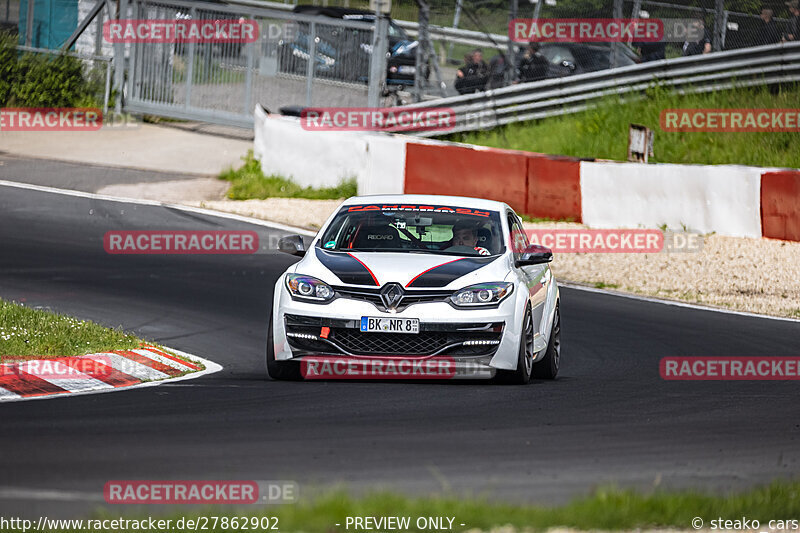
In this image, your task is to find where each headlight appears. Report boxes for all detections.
[285,274,334,302]
[450,282,513,308]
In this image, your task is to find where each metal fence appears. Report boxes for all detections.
[1,0,19,26]
[397,41,800,136]
[123,0,378,127]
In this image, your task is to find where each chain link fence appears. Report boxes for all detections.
[125,0,376,125]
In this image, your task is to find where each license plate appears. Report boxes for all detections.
[360,316,419,334]
[397,65,416,74]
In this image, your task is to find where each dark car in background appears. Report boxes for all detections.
[534,43,640,78]
[277,6,421,86]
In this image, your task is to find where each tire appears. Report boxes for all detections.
[496,306,534,384]
[266,316,303,381]
[532,303,560,380]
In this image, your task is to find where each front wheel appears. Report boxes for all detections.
[532,303,560,379]
[496,306,534,384]
[266,316,302,381]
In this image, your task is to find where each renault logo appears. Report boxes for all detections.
[380,283,404,310]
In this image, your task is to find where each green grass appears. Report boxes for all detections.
[220,151,357,200]
[68,480,800,532]
[0,299,143,358]
[593,281,620,289]
[452,83,800,168]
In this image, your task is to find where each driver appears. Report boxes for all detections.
[447,221,490,255]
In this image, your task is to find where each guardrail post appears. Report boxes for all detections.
[185,7,196,110]
[113,0,127,114]
[367,8,389,107]
[305,21,316,107]
[25,0,34,46]
[611,0,623,69]
[243,36,255,115]
[713,0,725,52]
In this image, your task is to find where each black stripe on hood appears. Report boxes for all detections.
[315,248,379,286]
[406,256,498,288]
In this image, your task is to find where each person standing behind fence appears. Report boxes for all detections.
[755,8,781,45]
[784,0,799,41]
[455,49,489,94]
[516,42,549,82]
[682,18,712,55]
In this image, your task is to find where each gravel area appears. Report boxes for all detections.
[191,198,344,230]
[98,178,230,203]
[189,198,800,320]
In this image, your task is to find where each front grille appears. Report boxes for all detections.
[330,328,500,356]
[333,286,451,312]
[284,315,503,357]
[333,330,449,355]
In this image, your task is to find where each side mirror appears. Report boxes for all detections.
[278,234,306,257]
[515,244,553,267]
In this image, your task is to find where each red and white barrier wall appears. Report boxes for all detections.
[254,109,800,241]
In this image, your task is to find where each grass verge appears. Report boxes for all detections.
[220,151,357,201]
[77,480,800,532]
[451,83,800,168]
[1,298,144,358]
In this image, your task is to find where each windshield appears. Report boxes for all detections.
[318,204,505,256]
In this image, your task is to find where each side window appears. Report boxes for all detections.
[507,213,529,258]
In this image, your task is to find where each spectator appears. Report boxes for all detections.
[682,18,712,55]
[516,42,549,82]
[487,53,509,90]
[756,8,781,45]
[784,0,799,41]
[455,49,489,94]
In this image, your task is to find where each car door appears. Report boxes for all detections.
[508,212,548,330]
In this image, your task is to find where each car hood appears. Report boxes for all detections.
[294,248,509,289]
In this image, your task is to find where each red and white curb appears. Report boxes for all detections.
[0,345,221,402]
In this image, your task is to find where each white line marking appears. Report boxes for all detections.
[0,179,317,236]
[0,486,104,502]
[560,282,800,323]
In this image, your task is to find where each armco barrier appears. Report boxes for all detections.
[579,161,764,238]
[253,111,800,243]
[527,155,582,222]
[404,143,528,214]
[761,171,800,242]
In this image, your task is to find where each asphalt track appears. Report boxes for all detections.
[1,177,799,519]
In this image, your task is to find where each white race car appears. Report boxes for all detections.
[268,194,561,383]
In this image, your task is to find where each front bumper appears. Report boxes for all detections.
[272,278,524,372]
